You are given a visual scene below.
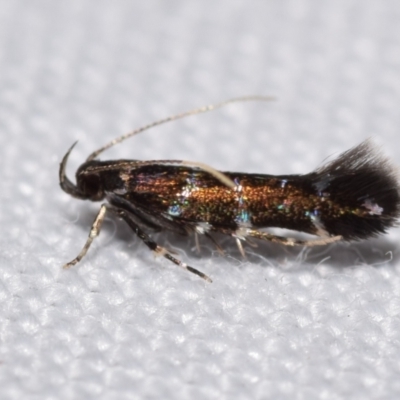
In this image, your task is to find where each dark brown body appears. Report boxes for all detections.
[78,158,399,241]
[120,166,325,234]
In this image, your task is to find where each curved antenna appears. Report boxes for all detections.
[86,95,275,162]
[59,141,86,198]
[136,159,237,188]
[76,158,237,188]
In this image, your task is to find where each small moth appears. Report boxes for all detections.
[59,97,400,282]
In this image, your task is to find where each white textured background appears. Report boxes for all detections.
[1,1,400,399]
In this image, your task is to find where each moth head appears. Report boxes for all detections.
[59,142,105,201]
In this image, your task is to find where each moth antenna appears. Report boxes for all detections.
[86,95,275,162]
[179,160,236,188]
[136,159,236,188]
[77,157,235,188]
[59,141,86,199]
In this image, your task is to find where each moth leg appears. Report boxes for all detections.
[63,204,108,269]
[204,232,225,256]
[246,229,342,246]
[194,232,201,253]
[235,238,246,258]
[193,230,225,256]
[110,208,212,282]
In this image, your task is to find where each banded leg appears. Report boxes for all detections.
[63,204,108,269]
[110,208,212,282]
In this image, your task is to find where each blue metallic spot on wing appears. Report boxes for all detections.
[235,209,251,224]
[168,204,182,217]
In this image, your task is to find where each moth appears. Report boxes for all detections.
[59,97,400,282]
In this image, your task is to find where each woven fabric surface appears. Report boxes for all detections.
[1,1,400,399]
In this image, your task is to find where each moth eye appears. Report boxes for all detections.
[79,174,103,199]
